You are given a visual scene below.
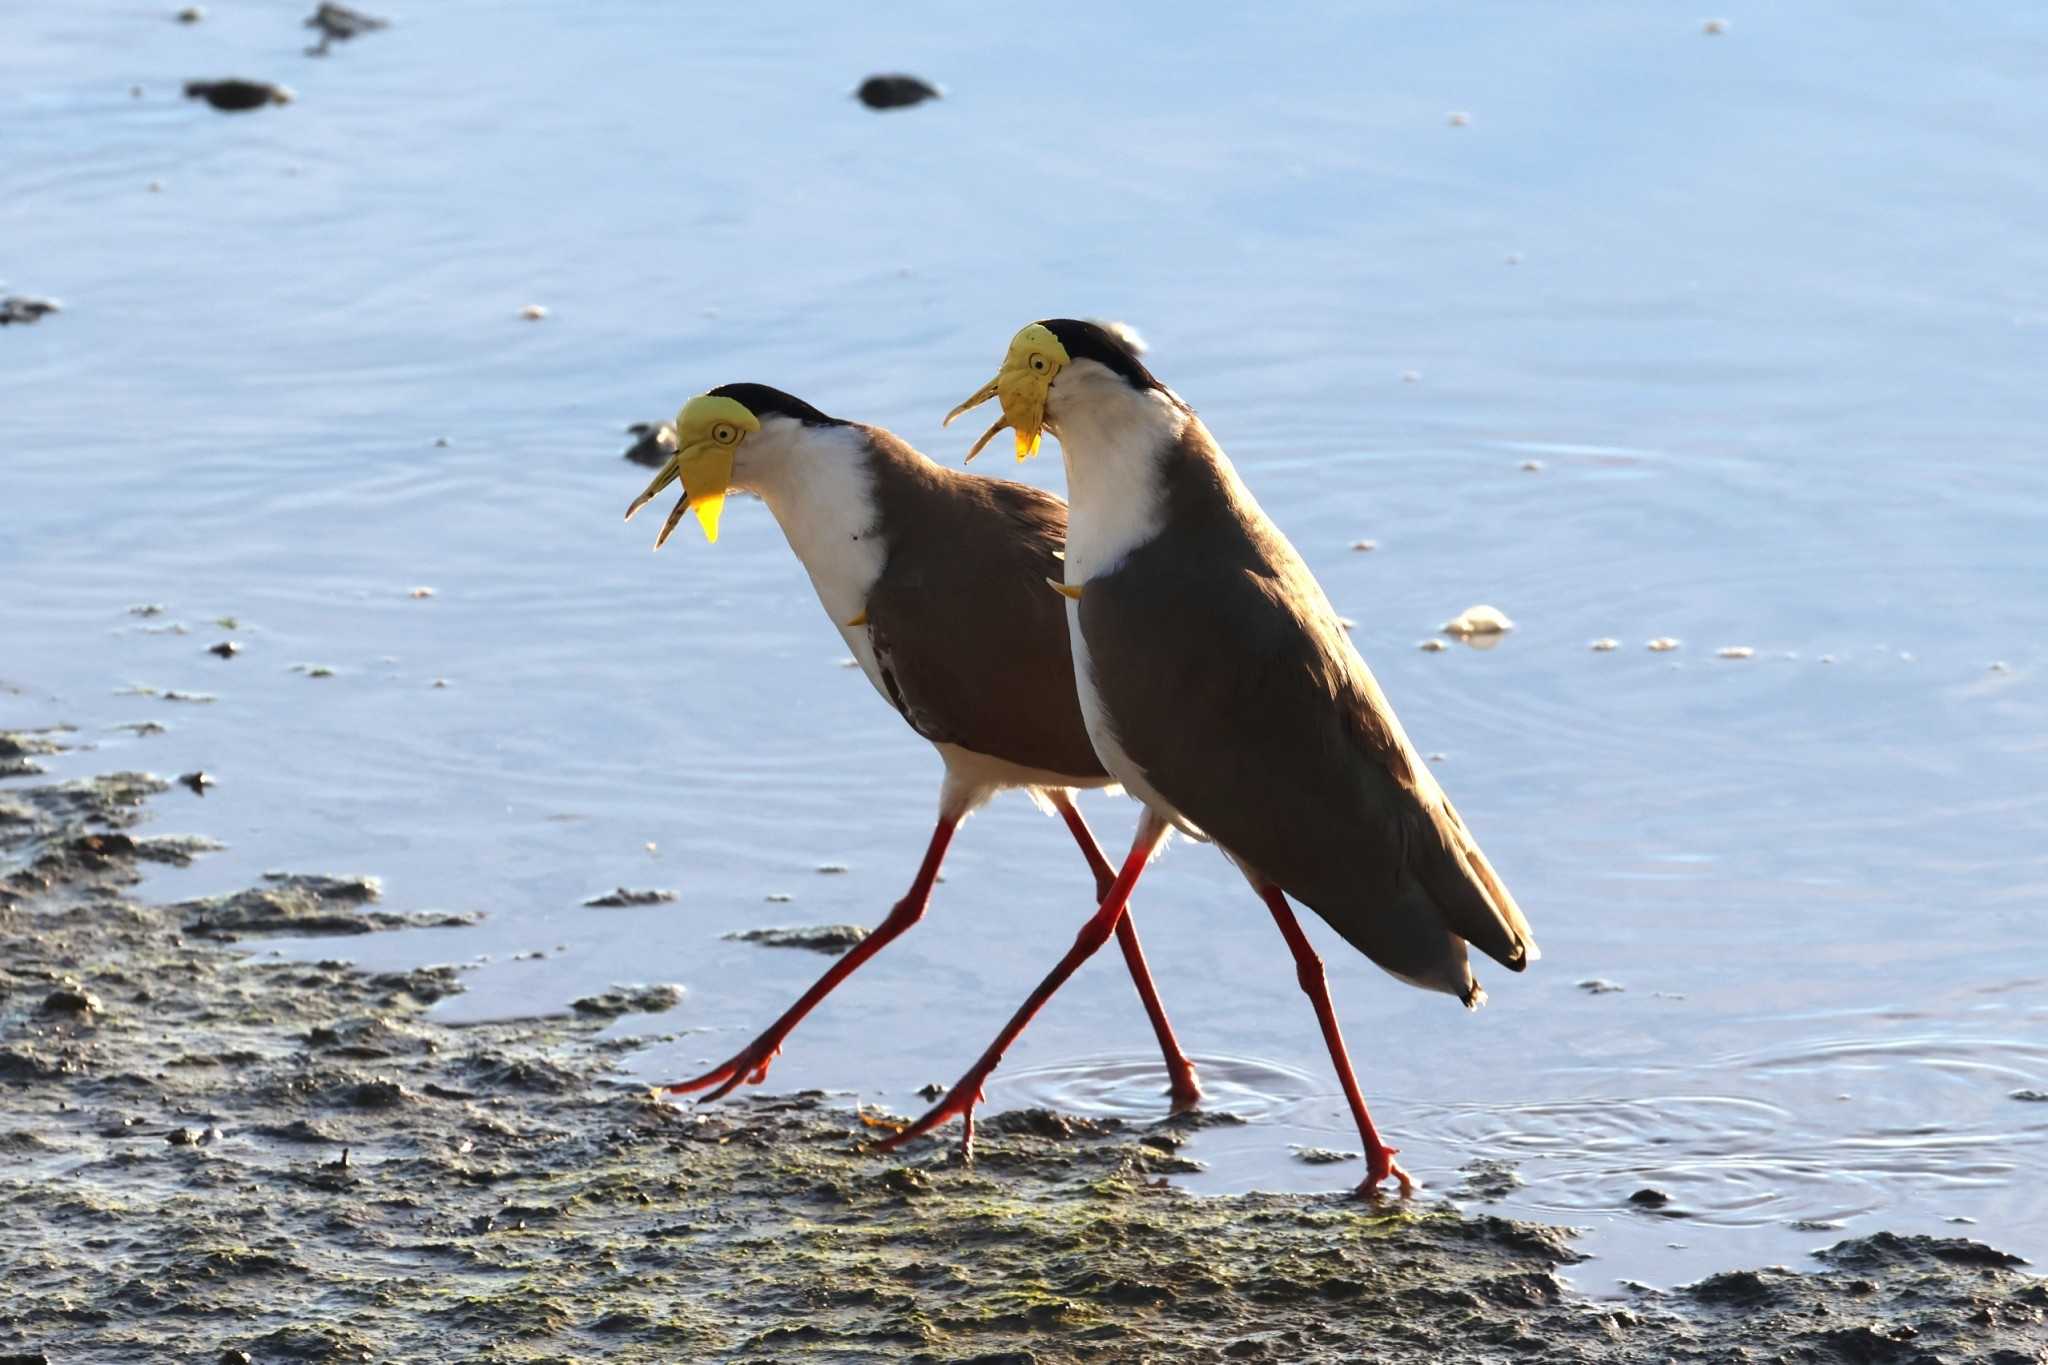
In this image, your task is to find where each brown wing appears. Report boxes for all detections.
[1077,428,1535,996]
[860,435,1106,782]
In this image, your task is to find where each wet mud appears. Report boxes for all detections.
[2,771,2043,1363]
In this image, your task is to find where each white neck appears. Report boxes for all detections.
[735,420,887,628]
[1050,362,1187,585]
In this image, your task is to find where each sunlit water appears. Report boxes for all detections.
[5,1,2045,1289]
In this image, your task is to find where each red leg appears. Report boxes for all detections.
[664,816,957,1100]
[875,811,1172,1155]
[1049,792,1201,1110]
[1257,885,1415,1196]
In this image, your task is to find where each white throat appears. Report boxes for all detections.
[736,420,886,633]
[1050,364,1186,587]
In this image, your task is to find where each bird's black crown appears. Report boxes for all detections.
[707,383,845,426]
[1037,319,1165,393]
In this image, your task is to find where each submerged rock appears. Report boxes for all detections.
[582,887,676,908]
[570,983,684,1019]
[724,924,868,954]
[0,297,60,326]
[856,74,941,110]
[305,2,387,54]
[183,79,295,112]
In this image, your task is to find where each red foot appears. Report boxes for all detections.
[1357,1145,1417,1197]
[663,1041,780,1102]
[871,1079,987,1155]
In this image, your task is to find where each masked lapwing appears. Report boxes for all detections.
[880,327,1537,1192]
[626,385,1202,1117]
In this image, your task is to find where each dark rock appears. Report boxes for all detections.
[183,79,295,112]
[1628,1187,1671,1208]
[1291,1146,1358,1165]
[220,1350,254,1365]
[1686,1268,1783,1305]
[209,640,241,658]
[166,1126,200,1146]
[916,1081,945,1101]
[982,1108,1120,1140]
[621,422,673,468]
[1578,978,1626,994]
[857,74,940,110]
[2013,1089,2048,1102]
[724,923,867,954]
[0,297,60,326]
[179,770,215,795]
[582,886,676,908]
[1817,1231,2027,1270]
[570,983,684,1019]
[41,986,104,1016]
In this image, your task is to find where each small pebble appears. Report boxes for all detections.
[2011,1089,2048,1103]
[816,863,849,875]
[764,893,793,904]
[1989,661,2010,673]
[1350,539,1377,552]
[178,771,214,796]
[1702,18,1729,35]
[856,74,941,110]
[1400,369,1421,384]
[519,304,549,321]
[1427,752,1446,763]
[1647,637,1681,652]
[1292,1146,1361,1165]
[208,640,240,659]
[916,1082,945,1101]
[42,986,105,1015]
[1418,638,1448,653]
[176,4,204,20]
[431,678,449,689]
[1442,604,1514,637]
[1716,646,1754,660]
[433,436,450,448]
[1819,653,1836,664]
[1628,1187,1671,1208]
[1520,459,1543,472]
[1589,638,1619,652]
[1446,111,1471,127]
[408,586,434,599]
[1505,252,1523,265]
[1578,978,1625,995]
[166,1126,201,1146]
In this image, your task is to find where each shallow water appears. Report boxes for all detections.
[5,0,2045,1288]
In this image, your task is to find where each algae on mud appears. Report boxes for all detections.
[2,771,2043,1363]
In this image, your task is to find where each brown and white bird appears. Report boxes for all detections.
[625,385,1201,1120]
[881,324,1538,1192]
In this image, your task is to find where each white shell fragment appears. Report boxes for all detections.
[1442,605,1515,637]
[1589,638,1619,652]
[1716,646,1755,660]
[1647,637,1681,652]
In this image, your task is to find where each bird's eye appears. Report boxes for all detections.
[1029,354,1049,374]
[713,423,737,444]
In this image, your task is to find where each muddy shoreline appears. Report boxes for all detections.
[2,762,2042,1363]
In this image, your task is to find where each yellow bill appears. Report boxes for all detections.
[943,323,1070,462]
[623,394,760,547]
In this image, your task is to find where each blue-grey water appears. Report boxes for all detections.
[5,1,2045,1289]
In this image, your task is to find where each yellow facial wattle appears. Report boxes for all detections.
[943,323,1070,462]
[622,393,761,547]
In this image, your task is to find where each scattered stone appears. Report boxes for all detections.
[622,422,674,468]
[408,586,434,599]
[209,640,241,658]
[1628,1188,1672,1209]
[175,5,204,20]
[1350,539,1376,552]
[1400,369,1421,383]
[1716,646,1755,660]
[815,863,850,875]
[856,74,940,110]
[571,983,684,1020]
[166,1126,201,1146]
[0,729,69,778]
[1989,661,2011,674]
[305,2,387,55]
[290,663,335,678]
[519,303,548,321]
[41,986,105,1016]
[1789,1218,1845,1232]
[0,296,60,326]
[1578,978,1625,995]
[1647,637,1681,652]
[1703,18,1729,35]
[582,887,676,908]
[183,79,294,112]
[916,1082,945,1101]
[1521,459,1544,472]
[764,892,794,904]
[2012,1089,2048,1103]
[1418,638,1448,653]
[1686,1268,1779,1305]
[115,721,167,737]
[724,924,869,955]
[1589,638,1619,652]
[1291,1146,1359,1165]
[1442,604,1514,638]
[1447,111,1471,127]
